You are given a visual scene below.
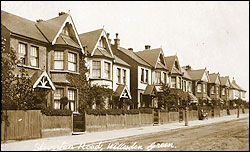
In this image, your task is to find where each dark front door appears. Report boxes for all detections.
[153,108,159,125]
[73,113,85,132]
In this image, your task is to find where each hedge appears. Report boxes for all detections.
[41,108,72,116]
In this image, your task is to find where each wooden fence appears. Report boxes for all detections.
[85,113,153,132]
[1,110,72,141]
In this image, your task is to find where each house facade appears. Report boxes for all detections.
[135,45,169,108]
[219,76,231,106]
[79,30,131,109]
[1,10,85,112]
[207,73,223,106]
[111,35,155,108]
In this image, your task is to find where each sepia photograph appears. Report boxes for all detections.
[1,1,249,151]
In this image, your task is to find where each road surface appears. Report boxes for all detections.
[69,117,249,151]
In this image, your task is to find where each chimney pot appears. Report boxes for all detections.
[36,19,43,22]
[107,33,110,39]
[116,33,119,39]
[145,45,151,50]
[114,33,120,48]
[128,48,133,51]
[59,12,66,16]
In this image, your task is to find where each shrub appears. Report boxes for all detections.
[85,109,106,115]
[123,109,140,115]
[41,107,72,116]
[139,107,153,114]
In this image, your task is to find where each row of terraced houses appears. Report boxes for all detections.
[1,11,247,113]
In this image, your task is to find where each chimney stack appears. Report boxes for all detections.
[59,12,66,16]
[128,48,133,51]
[114,33,120,48]
[107,33,111,44]
[145,45,151,50]
[36,19,43,22]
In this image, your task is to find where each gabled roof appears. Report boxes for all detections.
[93,47,113,58]
[134,48,167,70]
[114,84,131,99]
[112,46,151,68]
[36,13,69,43]
[188,69,208,81]
[219,76,230,87]
[31,70,55,90]
[1,10,48,42]
[164,55,182,74]
[231,79,245,91]
[79,29,103,54]
[114,55,130,67]
[181,67,192,80]
[208,73,220,84]
[143,85,157,95]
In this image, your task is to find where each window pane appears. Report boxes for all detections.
[145,70,148,83]
[92,61,101,78]
[68,89,75,101]
[197,84,201,92]
[54,88,64,100]
[104,62,110,79]
[54,61,64,69]
[141,69,144,82]
[171,77,176,88]
[68,62,76,71]
[155,72,161,84]
[68,52,76,63]
[117,68,121,83]
[123,69,126,84]
[54,51,64,60]
[18,43,26,55]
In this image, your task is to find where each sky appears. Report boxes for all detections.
[1,1,249,101]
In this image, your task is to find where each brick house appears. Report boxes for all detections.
[135,45,169,108]
[1,10,85,112]
[219,76,231,107]
[183,66,211,105]
[79,30,131,109]
[111,35,153,108]
[229,78,246,103]
[164,55,183,90]
[207,73,224,106]
[181,66,198,104]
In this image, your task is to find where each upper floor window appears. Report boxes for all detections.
[54,88,64,110]
[30,46,38,67]
[188,82,192,92]
[163,72,167,84]
[54,51,64,70]
[178,77,182,89]
[203,84,206,93]
[18,43,27,64]
[68,89,76,112]
[145,70,149,83]
[141,68,144,82]
[222,88,225,95]
[104,62,111,79]
[184,81,186,92]
[68,52,77,72]
[216,86,219,94]
[123,69,126,84]
[117,68,121,83]
[197,84,202,92]
[155,71,161,84]
[92,61,101,78]
[211,86,215,94]
[174,61,179,70]
[171,77,176,88]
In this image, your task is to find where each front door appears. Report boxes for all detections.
[73,113,85,133]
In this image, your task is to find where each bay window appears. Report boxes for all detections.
[222,88,225,95]
[171,77,176,88]
[197,84,202,92]
[141,68,144,82]
[68,52,76,72]
[211,86,215,94]
[155,71,161,84]
[203,84,206,93]
[163,72,167,84]
[216,86,219,94]
[92,61,101,78]
[30,46,38,67]
[145,70,148,83]
[104,62,111,79]
[54,51,64,70]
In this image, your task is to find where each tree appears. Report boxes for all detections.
[1,36,48,110]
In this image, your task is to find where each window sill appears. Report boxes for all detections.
[140,81,148,84]
[50,70,80,75]
[90,78,112,82]
[17,64,41,70]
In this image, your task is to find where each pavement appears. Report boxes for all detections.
[1,113,249,151]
